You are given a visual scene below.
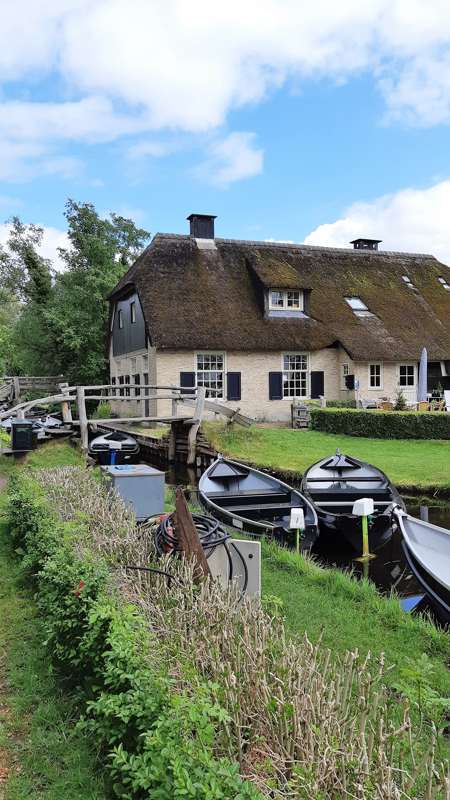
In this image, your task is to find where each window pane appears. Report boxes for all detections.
[286,291,301,309]
[282,353,308,397]
[369,364,381,388]
[399,365,414,386]
[196,353,224,398]
[270,290,284,308]
[345,296,368,311]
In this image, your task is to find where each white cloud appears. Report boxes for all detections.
[0,222,70,271]
[3,2,450,178]
[195,132,263,187]
[304,179,450,263]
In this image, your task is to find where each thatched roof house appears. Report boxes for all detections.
[108,214,450,421]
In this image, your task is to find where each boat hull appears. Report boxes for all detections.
[301,453,405,552]
[199,457,319,549]
[402,542,450,624]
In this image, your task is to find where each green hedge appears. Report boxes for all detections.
[325,399,357,408]
[7,474,260,800]
[310,407,450,439]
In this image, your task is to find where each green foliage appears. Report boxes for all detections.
[48,200,149,384]
[310,407,450,439]
[393,389,408,411]
[325,399,357,408]
[92,401,112,419]
[7,472,261,800]
[0,201,149,382]
[394,653,450,722]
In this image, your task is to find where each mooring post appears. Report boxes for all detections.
[59,382,73,424]
[353,498,375,562]
[187,386,205,465]
[76,386,89,451]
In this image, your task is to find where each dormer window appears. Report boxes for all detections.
[438,276,450,290]
[269,289,303,311]
[344,296,372,317]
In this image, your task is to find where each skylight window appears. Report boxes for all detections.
[344,296,373,317]
[438,276,450,290]
[402,275,415,289]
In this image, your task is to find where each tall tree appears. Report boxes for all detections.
[48,200,149,384]
[0,218,55,375]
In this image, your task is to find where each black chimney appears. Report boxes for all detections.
[187,213,216,239]
[350,238,382,251]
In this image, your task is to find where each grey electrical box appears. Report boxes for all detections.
[101,463,165,520]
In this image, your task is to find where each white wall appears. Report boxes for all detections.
[354,361,418,405]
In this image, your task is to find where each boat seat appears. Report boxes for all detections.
[310,488,391,501]
[226,502,294,513]
[207,489,290,501]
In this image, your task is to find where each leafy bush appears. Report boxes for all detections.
[325,399,357,408]
[310,407,450,439]
[393,389,408,411]
[7,472,262,799]
[92,401,112,419]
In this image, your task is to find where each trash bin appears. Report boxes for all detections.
[11,419,34,451]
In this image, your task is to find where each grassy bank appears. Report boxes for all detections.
[0,445,105,799]
[204,422,450,492]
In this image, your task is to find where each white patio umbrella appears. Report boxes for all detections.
[417,347,428,403]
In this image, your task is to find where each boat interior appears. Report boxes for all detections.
[306,454,396,513]
[203,461,302,519]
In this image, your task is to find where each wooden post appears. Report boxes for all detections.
[173,487,210,581]
[187,387,205,465]
[59,382,73,424]
[76,386,89,451]
[13,376,20,404]
[168,423,177,462]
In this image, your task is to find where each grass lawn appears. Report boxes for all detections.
[204,422,450,492]
[0,442,105,799]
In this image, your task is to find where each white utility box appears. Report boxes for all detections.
[352,497,374,517]
[101,463,165,521]
[207,539,261,598]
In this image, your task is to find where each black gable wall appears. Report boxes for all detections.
[112,291,147,356]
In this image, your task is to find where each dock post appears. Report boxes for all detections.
[187,387,205,465]
[76,386,89,452]
[59,382,73,424]
[353,498,376,563]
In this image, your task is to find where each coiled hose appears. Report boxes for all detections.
[153,512,248,593]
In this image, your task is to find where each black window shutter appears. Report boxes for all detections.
[310,370,324,399]
[180,371,195,395]
[134,373,140,397]
[227,372,241,401]
[269,372,283,400]
[345,374,355,390]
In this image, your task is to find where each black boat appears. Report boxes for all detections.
[199,456,319,548]
[395,509,450,623]
[301,450,405,551]
[89,430,140,465]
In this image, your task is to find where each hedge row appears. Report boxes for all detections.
[310,407,450,439]
[7,474,260,800]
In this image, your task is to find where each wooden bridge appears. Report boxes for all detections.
[0,375,65,406]
[0,381,252,464]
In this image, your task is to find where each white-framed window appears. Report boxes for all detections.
[438,276,450,290]
[341,363,350,389]
[368,363,382,389]
[118,309,123,329]
[196,353,224,399]
[269,289,303,311]
[399,364,415,387]
[282,353,308,398]
[130,301,136,323]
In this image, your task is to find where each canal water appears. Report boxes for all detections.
[155,458,450,616]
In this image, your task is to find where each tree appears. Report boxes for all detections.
[48,200,149,384]
[0,218,55,374]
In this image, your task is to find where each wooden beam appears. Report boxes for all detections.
[173,487,210,582]
[59,382,73,424]
[76,386,89,451]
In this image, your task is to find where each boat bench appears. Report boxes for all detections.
[311,488,391,502]
[208,490,290,506]
[224,502,294,513]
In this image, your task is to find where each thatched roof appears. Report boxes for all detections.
[110,234,450,360]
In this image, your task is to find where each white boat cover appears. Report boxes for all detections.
[397,511,450,591]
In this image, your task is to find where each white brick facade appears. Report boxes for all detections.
[109,346,420,422]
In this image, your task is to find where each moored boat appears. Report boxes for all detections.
[199,456,319,548]
[301,450,405,551]
[89,430,140,465]
[395,509,450,623]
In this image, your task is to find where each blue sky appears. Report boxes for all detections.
[2,1,450,264]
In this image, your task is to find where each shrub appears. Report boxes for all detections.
[310,407,450,439]
[92,401,112,419]
[393,389,408,411]
[325,399,357,408]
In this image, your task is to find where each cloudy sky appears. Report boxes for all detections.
[2,0,450,263]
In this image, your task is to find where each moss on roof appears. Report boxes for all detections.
[110,234,450,360]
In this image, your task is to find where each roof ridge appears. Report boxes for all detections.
[152,232,436,259]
